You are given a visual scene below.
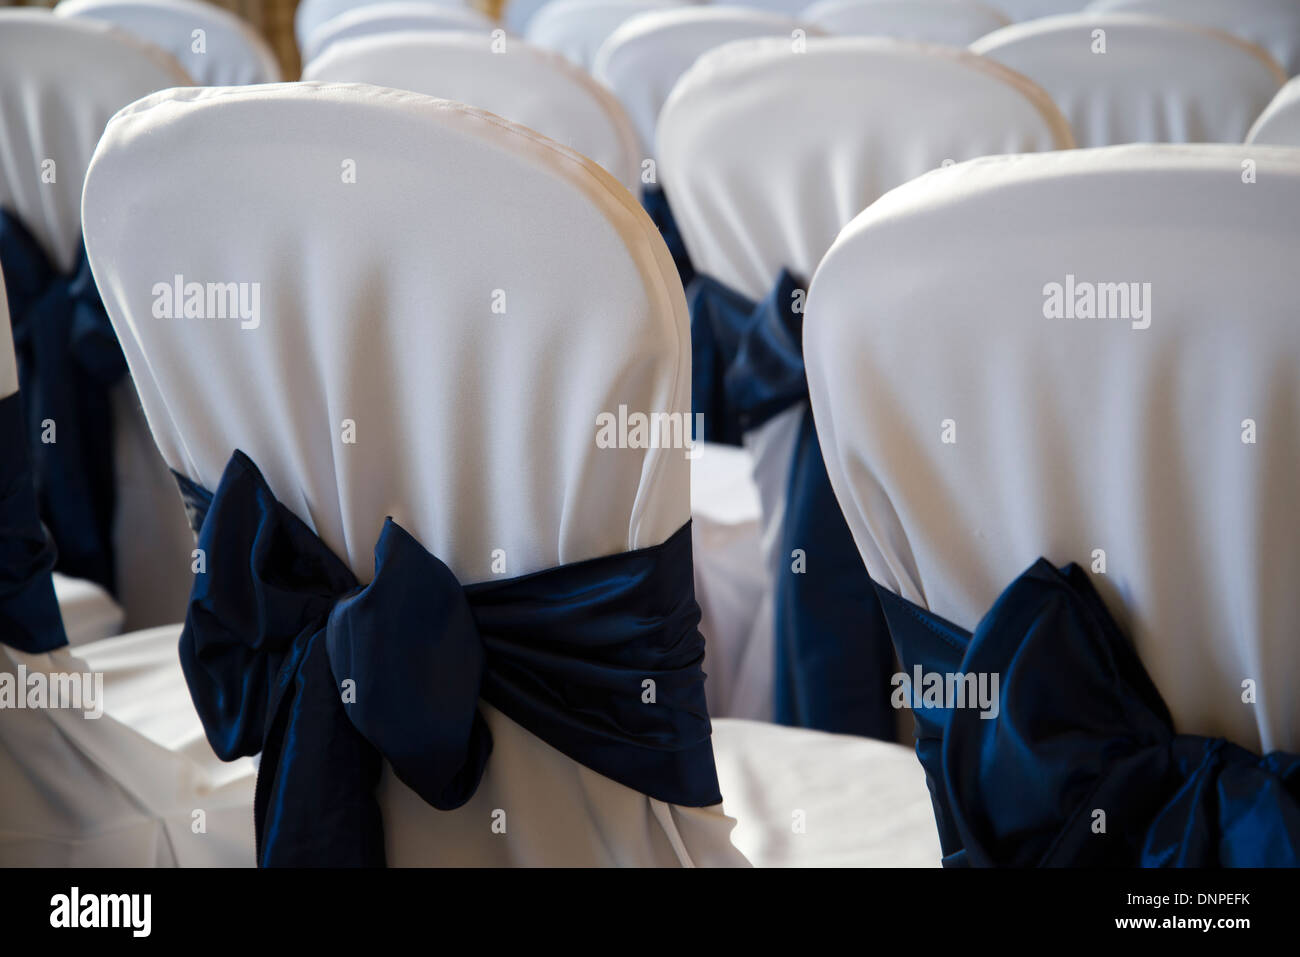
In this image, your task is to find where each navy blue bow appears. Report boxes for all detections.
[0,389,67,651]
[877,563,1300,867]
[0,209,126,594]
[642,185,695,291]
[689,270,896,741]
[177,450,722,867]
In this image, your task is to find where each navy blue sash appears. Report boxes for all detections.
[176,450,722,867]
[0,389,67,652]
[642,185,695,291]
[878,564,1300,867]
[0,209,125,594]
[689,270,896,741]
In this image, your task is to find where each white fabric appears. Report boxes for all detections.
[300,2,496,65]
[971,14,1286,148]
[984,0,1089,20]
[592,6,816,161]
[805,0,1009,47]
[52,574,124,645]
[712,719,940,866]
[294,0,479,50]
[82,82,747,866]
[0,626,258,866]
[1247,76,1300,145]
[0,10,195,631]
[805,143,1300,757]
[304,33,642,190]
[56,0,281,86]
[1089,0,1300,76]
[526,0,686,70]
[658,35,1071,723]
[504,0,553,34]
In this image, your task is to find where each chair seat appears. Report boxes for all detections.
[712,719,941,867]
[51,573,123,645]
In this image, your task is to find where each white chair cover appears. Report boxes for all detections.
[1247,76,1300,146]
[971,14,1286,148]
[0,10,195,632]
[805,0,1009,46]
[55,0,281,86]
[984,0,1089,20]
[1089,0,1300,76]
[82,82,748,866]
[658,35,1072,723]
[805,143,1300,756]
[526,0,686,70]
[300,2,496,65]
[294,0,478,52]
[303,33,642,191]
[593,6,816,161]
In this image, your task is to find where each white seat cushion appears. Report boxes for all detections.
[805,0,1009,47]
[300,1,495,65]
[805,143,1300,756]
[83,82,746,866]
[303,32,642,190]
[1248,76,1300,145]
[56,0,281,85]
[972,14,1286,147]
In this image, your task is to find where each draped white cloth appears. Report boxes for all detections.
[300,2,496,66]
[526,0,686,70]
[804,0,1009,46]
[56,0,281,86]
[1248,76,1300,145]
[303,32,642,191]
[983,0,1089,20]
[805,143,1300,757]
[82,82,748,866]
[658,37,1072,721]
[971,14,1286,148]
[0,10,195,632]
[1089,0,1300,75]
[294,0,479,51]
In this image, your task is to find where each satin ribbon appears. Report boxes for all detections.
[176,450,722,866]
[642,185,695,291]
[689,269,896,740]
[0,209,125,593]
[878,563,1300,867]
[0,389,67,651]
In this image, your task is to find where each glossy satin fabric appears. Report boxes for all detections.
[0,209,124,594]
[642,185,695,292]
[878,561,1300,867]
[689,270,895,741]
[176,450,722,867]
[0,389,67,651]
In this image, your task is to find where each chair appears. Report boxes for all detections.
[300,2,496,66]
[302,32,642,192]
[526,0,685,70]
[294,0,479,54]
[56,0,281,86]
[984,0,1090,20]
[0,10,194,631]
[658,36,1071,737]
[81,81,748,866]
[805,144,1300,865]
[804,0,1009,46]
[972,14,1286,147]
[1089,0,1300,76]
[1247,76,1300,146]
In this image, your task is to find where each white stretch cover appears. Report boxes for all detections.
[805,144,1300,756]
[295,0,477,50]
[300,2,495,65]
[0,11,195,631]
[1090,0,1300,76]
[304,33,641,190]
[712,719,940,865]
[805,0,1009,46]
[659,35,1071,723]
[971,14,1286,148]
[593,7,815,161]
[56,0,281,86]
[985,0,1089,20]
[1248,77,1300,146]
[82,82,747,866]
[526,0,685,70]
